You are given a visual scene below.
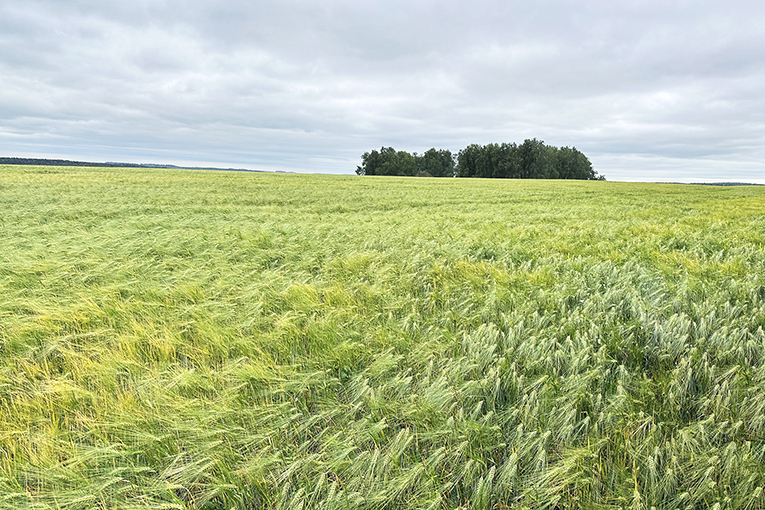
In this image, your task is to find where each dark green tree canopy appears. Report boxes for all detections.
[416,148,455,177]
[357,140,603,180]
[456,139,601,180]
[356,147,416,176]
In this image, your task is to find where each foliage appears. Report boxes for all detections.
[1,165,765,509]
[456,139,601,180]
[357,140,602,180]
[417,148,455,177]
[356,147,417,176]
[356,147,454,178]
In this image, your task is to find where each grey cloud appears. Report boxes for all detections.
[1,0,764,180]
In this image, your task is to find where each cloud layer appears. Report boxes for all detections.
[2,0,764,181]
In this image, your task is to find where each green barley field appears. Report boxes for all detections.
[1,164,765,509]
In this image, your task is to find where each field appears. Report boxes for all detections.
[1,165,765,509]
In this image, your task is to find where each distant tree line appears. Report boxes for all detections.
[356,139,604,180]
[0,157,154,168]
[0,157,262,172]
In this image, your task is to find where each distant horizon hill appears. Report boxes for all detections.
[0,157,271,173]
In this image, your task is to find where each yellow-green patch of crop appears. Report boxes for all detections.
[1,165,765,509]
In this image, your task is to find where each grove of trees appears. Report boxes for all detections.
[356,147,455,178]
[356,139,604,180]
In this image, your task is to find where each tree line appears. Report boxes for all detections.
[356,139,604,180]
[0,157,175,168]
[0,157,266,173]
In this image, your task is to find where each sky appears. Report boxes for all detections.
[1,0,764,182]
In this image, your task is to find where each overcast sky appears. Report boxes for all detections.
[1,0,764,182]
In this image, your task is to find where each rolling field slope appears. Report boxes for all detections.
[1,165,765,509]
